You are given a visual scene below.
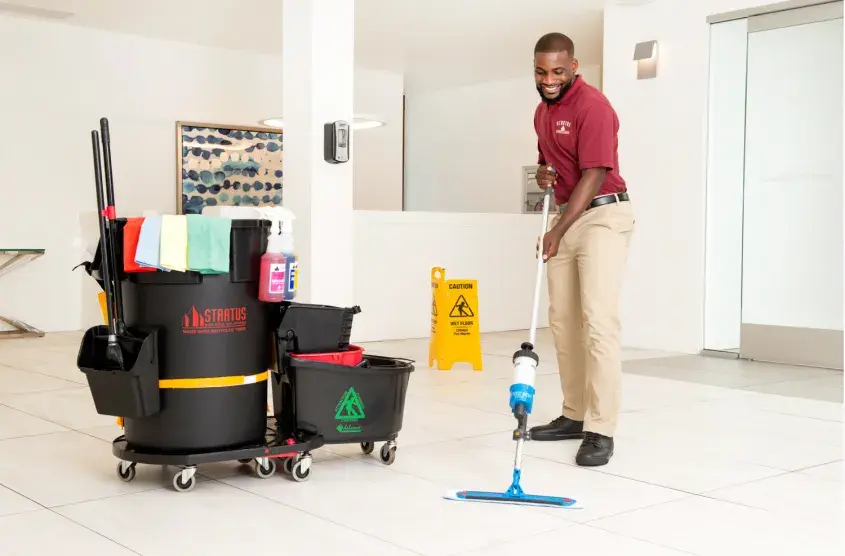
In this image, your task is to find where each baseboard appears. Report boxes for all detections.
[740,323,844,370]
[700,349,740,360]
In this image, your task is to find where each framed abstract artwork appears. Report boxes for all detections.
[176,121,283,215]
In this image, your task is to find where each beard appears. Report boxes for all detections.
[536,76,575,104]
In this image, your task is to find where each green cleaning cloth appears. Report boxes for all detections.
[186,215,232,275]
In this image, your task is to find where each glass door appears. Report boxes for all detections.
[739,2,843,369]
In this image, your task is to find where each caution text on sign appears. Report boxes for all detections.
[429,267,482,371]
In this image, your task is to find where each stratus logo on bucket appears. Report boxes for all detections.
[182,306,247,335]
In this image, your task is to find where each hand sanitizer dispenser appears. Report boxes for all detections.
[324,120,350,164]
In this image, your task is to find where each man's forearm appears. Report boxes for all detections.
[551,168,606,236]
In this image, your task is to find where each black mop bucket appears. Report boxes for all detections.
[77,324,161,418]
[281,355,414,444]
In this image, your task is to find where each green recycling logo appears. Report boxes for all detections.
[334,387,365,433]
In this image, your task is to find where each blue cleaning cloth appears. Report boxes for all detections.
[134,215,169,271]
[186,215,232,274]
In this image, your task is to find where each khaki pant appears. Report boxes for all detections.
[546,200,634,437]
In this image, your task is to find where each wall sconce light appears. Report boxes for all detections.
[633,40,659,79]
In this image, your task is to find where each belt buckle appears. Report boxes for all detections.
[603,193,621,205]
[588,193,615,210]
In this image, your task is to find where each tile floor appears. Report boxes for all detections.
[0,329,842,555]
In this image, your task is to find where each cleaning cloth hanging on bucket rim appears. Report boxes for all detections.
[186,214,232,275]
[134,214,169,271]
[159,215,188,272]
[123,217,157,273]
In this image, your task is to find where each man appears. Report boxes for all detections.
[528,32,634,467]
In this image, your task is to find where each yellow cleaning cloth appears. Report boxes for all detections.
[159,215,188,271]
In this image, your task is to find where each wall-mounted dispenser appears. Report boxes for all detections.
[324,120,350,164]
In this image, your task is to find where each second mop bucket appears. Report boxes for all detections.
[282,354,414,464]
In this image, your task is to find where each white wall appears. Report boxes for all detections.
[0,15,403,333]
[0,15,281,334]
[602,0,788,354]
[403,65,601,214]
[350,211,549,342]
[353,69,405,212]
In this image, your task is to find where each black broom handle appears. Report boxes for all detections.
[99,118,126,330]
[91,130,117,337]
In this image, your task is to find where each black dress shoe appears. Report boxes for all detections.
[528,416,584,441]
[576,432,614,466]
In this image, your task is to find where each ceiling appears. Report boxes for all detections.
[0,0,610,90]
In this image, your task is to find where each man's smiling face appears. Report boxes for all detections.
[534,50,579,102]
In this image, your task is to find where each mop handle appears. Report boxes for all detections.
[529,187,553,347]
[99,117,125,329]
[91,130,116,337]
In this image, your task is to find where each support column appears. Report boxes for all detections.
[282,0,355,306]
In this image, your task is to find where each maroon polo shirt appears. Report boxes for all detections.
[534,75,627,205]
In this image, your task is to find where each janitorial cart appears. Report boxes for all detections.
[76,118,414,492]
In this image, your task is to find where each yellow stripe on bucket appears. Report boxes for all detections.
[159,370,270,390]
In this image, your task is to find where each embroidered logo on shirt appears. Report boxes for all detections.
[555,120,572,135]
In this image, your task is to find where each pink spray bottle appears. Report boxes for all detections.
[258,218,286,302]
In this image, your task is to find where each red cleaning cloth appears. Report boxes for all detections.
[123,217,157,273]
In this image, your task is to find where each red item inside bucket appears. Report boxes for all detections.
[290,345,364,366]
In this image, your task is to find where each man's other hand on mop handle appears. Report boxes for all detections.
[541,228,563,261]
[536,164,556,189]
[536,230,563,261]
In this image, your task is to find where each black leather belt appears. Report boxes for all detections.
[558,192,629,212]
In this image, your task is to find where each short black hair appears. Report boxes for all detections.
[534,33,575,56]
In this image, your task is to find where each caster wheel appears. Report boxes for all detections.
[117,462,136,483]
[173,472,196,493]
[291,460,311,482]
[360,442,374,455]
[282,458,295,475]
[380,445,396,465]
[238,458,252,465]
[256,459,276,479]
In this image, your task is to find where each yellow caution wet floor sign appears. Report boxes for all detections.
[429,267,482,371]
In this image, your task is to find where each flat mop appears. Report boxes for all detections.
[443,185,578,509]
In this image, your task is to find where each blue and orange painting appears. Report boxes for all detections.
[178,123,283,215]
